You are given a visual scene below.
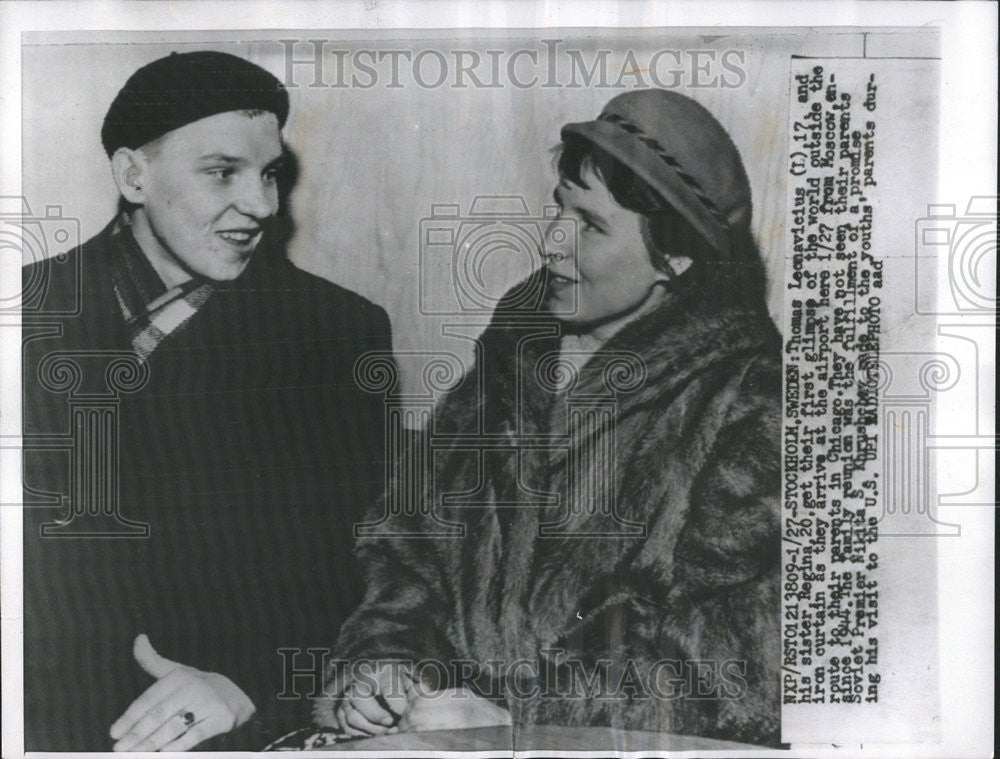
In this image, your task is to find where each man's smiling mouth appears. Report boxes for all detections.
[217,228,261,245]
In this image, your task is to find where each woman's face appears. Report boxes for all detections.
[544,167,665,327]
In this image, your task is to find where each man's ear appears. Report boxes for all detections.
[111,147,148,205]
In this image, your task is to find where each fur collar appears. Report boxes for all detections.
[479,273,779,438]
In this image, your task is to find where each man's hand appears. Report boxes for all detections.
[109,634,255,752]
[398,687,511,733]
[334,661,412,737]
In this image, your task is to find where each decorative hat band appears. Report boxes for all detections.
[597,112,732,235]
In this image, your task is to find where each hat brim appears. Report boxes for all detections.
[561,119,729,257]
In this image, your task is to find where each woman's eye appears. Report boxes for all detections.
[582,218,601,233]
[207,168,233,180]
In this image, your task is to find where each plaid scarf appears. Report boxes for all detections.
[108,217,215,363]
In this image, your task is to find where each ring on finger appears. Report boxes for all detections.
[177,710,197,730]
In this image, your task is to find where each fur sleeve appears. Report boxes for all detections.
[537,354,782,746]
[666,353,782,744]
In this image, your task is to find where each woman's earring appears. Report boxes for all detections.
[659,253,675,281]
[667,256,694,278]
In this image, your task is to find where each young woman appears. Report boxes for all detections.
[312,90,781,748]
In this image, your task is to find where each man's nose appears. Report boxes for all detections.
[234,176,278,220]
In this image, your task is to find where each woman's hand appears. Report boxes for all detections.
[109,634,255,751]
[398,687,511,733]
[335,661,413,736]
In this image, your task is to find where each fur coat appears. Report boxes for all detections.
[316,278,782,746]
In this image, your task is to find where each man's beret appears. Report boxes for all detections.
[101,50,289,157]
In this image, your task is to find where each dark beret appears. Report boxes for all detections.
[101,50,289,157]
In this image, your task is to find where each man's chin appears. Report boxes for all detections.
[195,256,254,283]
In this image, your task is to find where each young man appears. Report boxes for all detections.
[22,51,392,751]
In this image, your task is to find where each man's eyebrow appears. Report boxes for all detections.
[197,153,244,164]
[196,153,286,170]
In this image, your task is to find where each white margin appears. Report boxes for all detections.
[1,3,995,758]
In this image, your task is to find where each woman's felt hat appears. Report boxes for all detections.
[561,90,751,257]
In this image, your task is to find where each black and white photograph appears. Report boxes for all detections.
[0,2,995,757]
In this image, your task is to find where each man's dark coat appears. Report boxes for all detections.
[22,221,391,750]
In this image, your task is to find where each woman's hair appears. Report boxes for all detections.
[554,134,768,313]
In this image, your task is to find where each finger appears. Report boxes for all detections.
[335,703,367,737]
[334,704,352,736]
[124,709,196,753]
[133,634,181,680]
[350,693,396,726]
[342,702,388,735]
[407,703,443,732]
[110,670,187,739]
[112,685,193,751]
[381,688,410,717]
[159,715,227,752]
[397,711,413,733]
[396,698,421,733]
[378,672,412,717]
